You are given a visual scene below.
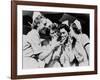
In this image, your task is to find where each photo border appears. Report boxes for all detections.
[11,0,97,79]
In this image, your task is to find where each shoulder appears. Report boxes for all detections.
[81,34,89,38]
[27,29,39,38]
[23,35,27,43]
[28,29,38,35]
[78,33,90,46]
[79,34,89,41]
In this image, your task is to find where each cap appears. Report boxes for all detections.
[73,19,82,30]
[33,12,43,22]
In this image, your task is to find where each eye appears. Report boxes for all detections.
[44,23,47,26]
[61,32,65,34]
[37,21,40,25]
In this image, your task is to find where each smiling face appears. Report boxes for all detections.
[36,18,46,30]
[50,29,57,37]
[60,28,68,40]
[37,18,52,31]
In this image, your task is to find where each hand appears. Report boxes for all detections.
[51,39,60,48]
[53,42,60,48]
[52,46,61,60]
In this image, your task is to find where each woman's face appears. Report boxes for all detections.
[69,26,75,37]
[60,28,68,40]
[37,18,47,30]
[37,18,52,31]
[50,30,57,37]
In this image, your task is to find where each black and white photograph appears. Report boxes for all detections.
[11,1,97,79]
[22,11,90,69]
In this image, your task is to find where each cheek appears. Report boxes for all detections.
[63,34,66,37]
[61,34,64,37]
[65,32,68,36]
[62,34,66,37]
[40,23,44,27]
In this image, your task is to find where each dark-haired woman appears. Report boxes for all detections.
[58,24,75,67]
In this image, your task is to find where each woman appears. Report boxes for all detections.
[39,23,61,68]
[69,19,89,66]
[23,13,46,69]
[58,24,74,67]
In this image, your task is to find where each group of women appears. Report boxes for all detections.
[23,12,90,69]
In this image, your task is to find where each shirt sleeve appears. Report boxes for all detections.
[27,30,42,54]
[80,34,90,47]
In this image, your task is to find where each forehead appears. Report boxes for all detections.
[60,28,67,32]
[40,18,47,23]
